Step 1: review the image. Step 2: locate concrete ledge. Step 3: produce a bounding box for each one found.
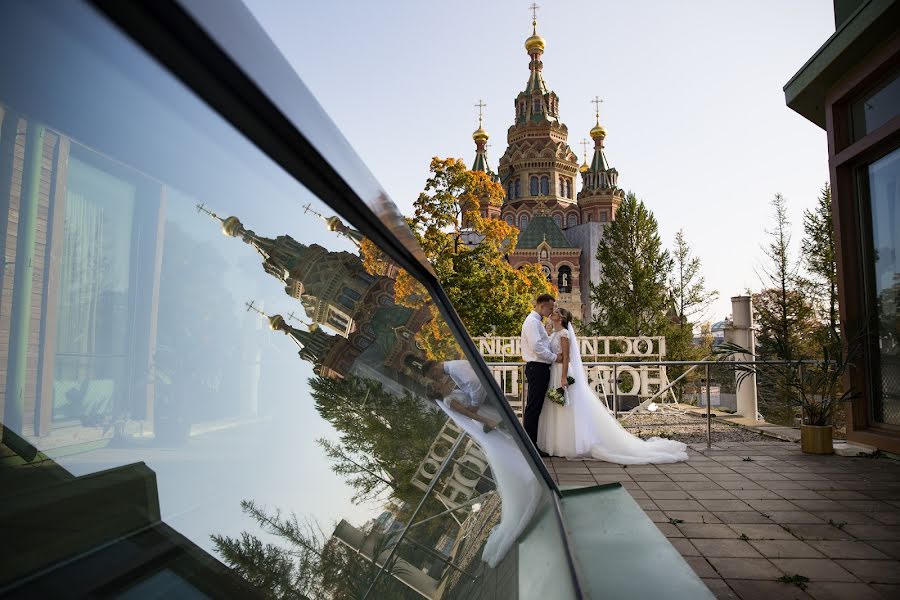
[833,441,878,456]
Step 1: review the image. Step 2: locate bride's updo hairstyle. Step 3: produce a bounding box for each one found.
[558,307,573,330]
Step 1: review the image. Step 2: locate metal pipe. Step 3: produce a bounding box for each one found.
[706,363,712,450]
[612,364,618,419]
[797,362,804,425]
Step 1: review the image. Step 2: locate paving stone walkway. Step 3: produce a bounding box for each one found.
[544,440,900,600]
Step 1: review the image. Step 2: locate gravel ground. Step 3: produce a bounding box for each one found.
[618,409,788,445]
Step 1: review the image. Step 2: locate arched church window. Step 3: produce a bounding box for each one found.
[519,100,525,117]
[519,214,529,229]
[540,176,549,195]
[514,178,521,198]
[541,264,552,281]
[567,214,577,227]
[540,248,548,260]
[553,214,562,228]
[566,179,573,198]
[600,211,608,223]
[558,266,572,293]
[507,181,513,199]
[505,215,514,226]
[533,97,541,113]
[530,176,538,196]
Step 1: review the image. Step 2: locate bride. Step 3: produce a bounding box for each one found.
[537,307,689,464]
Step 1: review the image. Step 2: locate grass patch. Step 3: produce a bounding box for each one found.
[777,574,810,590]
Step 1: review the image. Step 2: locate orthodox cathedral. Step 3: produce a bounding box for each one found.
[467,12,625,321]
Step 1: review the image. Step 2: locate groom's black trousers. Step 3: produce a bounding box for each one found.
[523,361,551,447]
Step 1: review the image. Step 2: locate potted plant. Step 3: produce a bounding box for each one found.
[715,329,861,455]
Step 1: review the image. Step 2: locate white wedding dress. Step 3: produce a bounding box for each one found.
[538,325,689,464]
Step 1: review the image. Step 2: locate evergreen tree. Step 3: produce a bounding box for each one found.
[668,228,718,331]
[310,374,447,505]
[754,194,818,361]
[212,500,419,600]
[589,193,672,337]
[802,183,838,337]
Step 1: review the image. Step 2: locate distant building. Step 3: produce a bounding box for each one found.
[462,16,629,321]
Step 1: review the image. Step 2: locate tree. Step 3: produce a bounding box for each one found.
[802,183,838,337]
[669,229,718,330]
[363,158,552,359]
[310,374,447,506]
[755,194,818,361]
[212,500,419,600]
[589,193,672,337]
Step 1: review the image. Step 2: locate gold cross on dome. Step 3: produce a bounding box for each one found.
[474,99,486,127]
[580,138,590,159]
[529,3,540,23]
[245,300,265,316]
[592,96,604,121]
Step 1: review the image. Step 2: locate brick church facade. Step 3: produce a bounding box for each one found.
[466,15,626,322]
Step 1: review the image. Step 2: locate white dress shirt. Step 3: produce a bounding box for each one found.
[521,310,557,364]
[442,360,486,407]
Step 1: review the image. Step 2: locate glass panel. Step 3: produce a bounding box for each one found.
[868,147,900,425]
[0,2,550,598]
[851,68,900,141]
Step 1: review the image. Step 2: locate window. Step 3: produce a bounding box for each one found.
[519,214,529,229]
[0,3,554,597]
[514,178,521,198]
[533,97,541,114]
[507,181,513,199]
[851,68,900,141]
[540,176,549,195]
[601,210,608,223]
[505,214,514,226]
[530,176,538,196]
[587,213,594,222]
[558,266,572,293]
[865,148,900,425]
[553,214,562,228]
[567,214,578,227]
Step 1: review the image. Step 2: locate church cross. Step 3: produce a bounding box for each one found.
[286,310,313,328]
[245,300,265,317]
[580,138,590,159]
[592,96,604,121]
[302,202,327,223]
[529,3,540,23]
[474,99,486,127]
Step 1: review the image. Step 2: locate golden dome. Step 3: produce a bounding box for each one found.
[268,314,288,331]
[590,123,607,140]
[580,161,590,173]
[525,19,545,53]
[326,215,342,232]
[525,33,545,54]
[472,126,489,142]
[221,216,243,237]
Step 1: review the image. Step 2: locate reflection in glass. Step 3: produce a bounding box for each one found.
[868,148,900,425]
[0,2,551,597]
[851,69,900,140]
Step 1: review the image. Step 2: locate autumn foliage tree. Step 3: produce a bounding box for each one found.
[364,157,552,359]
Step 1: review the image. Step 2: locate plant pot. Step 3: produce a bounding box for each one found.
[800,424,833,454]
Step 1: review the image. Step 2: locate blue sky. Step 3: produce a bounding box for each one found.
[244,0,835,323]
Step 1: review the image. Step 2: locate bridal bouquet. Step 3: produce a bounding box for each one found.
[547,376,576,406]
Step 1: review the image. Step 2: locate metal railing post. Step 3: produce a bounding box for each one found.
[706,363,712,450]
[613,364,618,419]
[797,362,804,426]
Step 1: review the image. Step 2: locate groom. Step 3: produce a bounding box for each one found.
[521,293,562,456]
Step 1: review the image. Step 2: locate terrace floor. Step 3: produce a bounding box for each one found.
[544,440,900,600]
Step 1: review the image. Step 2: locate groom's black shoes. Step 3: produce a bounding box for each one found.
[538,450,551,458]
